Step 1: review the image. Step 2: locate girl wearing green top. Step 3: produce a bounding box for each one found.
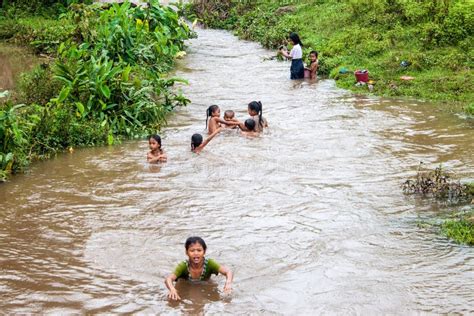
[165,237,233,301]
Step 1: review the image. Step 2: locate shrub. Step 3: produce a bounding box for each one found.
[18,63,62,105]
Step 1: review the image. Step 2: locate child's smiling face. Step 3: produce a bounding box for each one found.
[310,53,317,62]
[186,242,205,264]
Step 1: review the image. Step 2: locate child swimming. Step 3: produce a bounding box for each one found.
[206,105,239,134]
[191,127,222,154]
[165,236,233,300]
[305,50,318,80]
[240,118,259,137]
[247,101,268,132]
[147,134,167,163]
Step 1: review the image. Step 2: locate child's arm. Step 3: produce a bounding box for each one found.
[147,152,167,163]
[310,61,318,79]
[197,127,222,153]
[165,274,181,300]
[147,152,154,162]
[214,117,240,127]
[218,265,233,294]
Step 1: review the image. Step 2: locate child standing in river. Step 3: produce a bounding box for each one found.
[165,236,233,300]
[305,50,318,80]
[147,134,167,163]
[279,32,305,80]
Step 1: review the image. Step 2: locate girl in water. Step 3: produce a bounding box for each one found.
[191,127,222,154]
[279,32,304,80]
[206,105,239,134]
[147,134,167,163]
[165,236,233,300]
[246,101,268,132]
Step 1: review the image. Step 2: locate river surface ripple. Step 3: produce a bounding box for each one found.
[1,28,473,314]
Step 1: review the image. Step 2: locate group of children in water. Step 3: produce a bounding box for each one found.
[153,32,318,301]
[147,100,268,161]
[148,102,266,299]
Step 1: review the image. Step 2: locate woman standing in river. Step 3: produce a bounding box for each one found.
[279,32,304,80]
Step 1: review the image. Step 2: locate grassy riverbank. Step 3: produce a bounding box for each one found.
[188,0,473,115]
[0,1,192,181]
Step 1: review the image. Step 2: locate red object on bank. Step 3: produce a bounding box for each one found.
[354,70,369,82]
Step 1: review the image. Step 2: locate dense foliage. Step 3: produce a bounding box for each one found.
[0,1,192,181]
[189,0,473,113]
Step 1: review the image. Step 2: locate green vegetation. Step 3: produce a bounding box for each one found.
[0,1,192,181]
[441,208,474,245]
[403,164,474,246]
[189,0,473,114]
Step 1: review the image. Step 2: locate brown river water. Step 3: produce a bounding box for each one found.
[1,27,473,314]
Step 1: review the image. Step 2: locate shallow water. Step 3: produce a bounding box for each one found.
[1,28,473,314]
[0,43,42,92]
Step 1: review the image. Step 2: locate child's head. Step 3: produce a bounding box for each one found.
[223,110,235,121]
[148,134,162,151]
[247,101,261,116]
[289,32,302,46]
[185,236,207,252]
[191,133,203,150]
[244,118,256,131]
[309,50,318,62]
[206,105,220,129]
[185,237,207,260]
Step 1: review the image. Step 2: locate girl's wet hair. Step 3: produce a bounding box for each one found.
[310,50,318,58]
[149,134,162,148]
[244,118,256,131]
[185,236,207,251]
[205,105,220,129]
[248,101,264,128]
[191,133,203,150]
[289,32,303,46]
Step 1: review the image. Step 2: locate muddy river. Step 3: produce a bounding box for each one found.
[0,27,473,314]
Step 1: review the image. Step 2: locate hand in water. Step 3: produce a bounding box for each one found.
[168,289,181,301]
[223,283,232,295]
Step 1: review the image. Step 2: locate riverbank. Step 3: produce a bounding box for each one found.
[0,1,192,181]
[187,0,473,115]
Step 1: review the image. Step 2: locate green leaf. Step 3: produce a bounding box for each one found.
[58,86,71,103]
[107,133,114,145]
[122,65,132,81]
[75,102,85,115]
[99,84,111,99]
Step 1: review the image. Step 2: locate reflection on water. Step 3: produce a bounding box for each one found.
[0,27,473,314]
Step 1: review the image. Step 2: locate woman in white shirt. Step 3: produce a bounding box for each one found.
[280,32,305,80]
